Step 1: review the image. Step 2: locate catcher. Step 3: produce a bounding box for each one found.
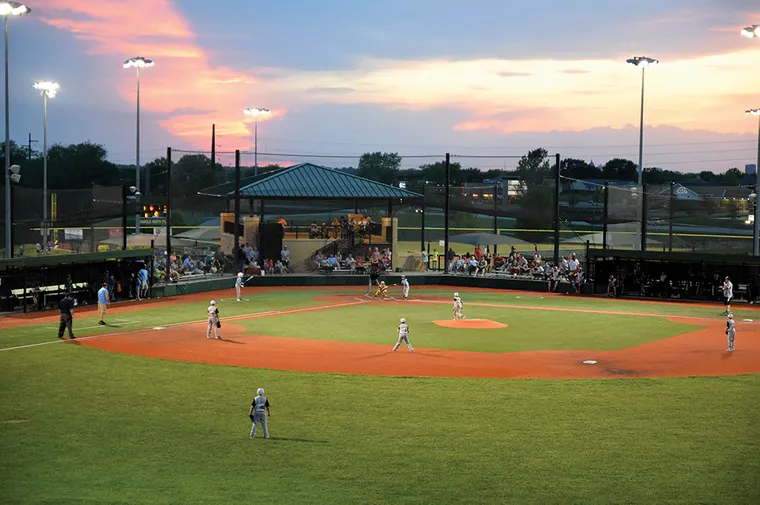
[374,281,389,298]
[207,300,222,339]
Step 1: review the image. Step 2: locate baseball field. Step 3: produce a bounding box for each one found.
[1,286,759,504]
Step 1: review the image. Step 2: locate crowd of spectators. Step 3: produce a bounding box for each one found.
[312,246,392,274]
[308,215,376,240]
[445,246,587,294]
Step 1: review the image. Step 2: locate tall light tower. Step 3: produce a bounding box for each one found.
[1,1,31,259]
[123,56,154,234]
[626,56,659,251]
[243,107,270,176]
[741,25,759,38]
[32,80,58,248]
[747,109,760,255]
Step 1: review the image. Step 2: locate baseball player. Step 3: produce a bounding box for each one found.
[235,272,244,301]
[399,275,410,300]
[725,313,736,352]
[249,387,271,439]
[366,267,381,295]
[374,281,388,298]
[207,300,222,339]
[722,276,733,315]
[452,292,466,320]
[393,318,414,352]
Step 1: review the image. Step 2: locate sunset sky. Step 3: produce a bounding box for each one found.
[4,0,760,172]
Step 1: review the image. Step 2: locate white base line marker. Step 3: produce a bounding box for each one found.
[0,300,368,353]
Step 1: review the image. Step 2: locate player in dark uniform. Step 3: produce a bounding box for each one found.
[57,293,76,340]
[366,266,381,296]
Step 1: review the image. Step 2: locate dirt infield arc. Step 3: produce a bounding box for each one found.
[74,290,760,379]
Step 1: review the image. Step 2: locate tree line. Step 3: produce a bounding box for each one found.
[1,141,747,200]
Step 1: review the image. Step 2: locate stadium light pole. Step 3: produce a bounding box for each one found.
[243,107,271,176]
[741,25,759,38]
[2,1,30,259]
[748,109,760,255]
[123,56,154,234]
[32,81,58,248]
[626,56,658,251]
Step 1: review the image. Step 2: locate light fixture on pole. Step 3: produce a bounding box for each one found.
[243,107,271,176]
[32,80,58,249]
[2,1,31,259]
[123,56,154,234]
[741,25,759,38]
[626,56,658,251]
[747,109,760,255]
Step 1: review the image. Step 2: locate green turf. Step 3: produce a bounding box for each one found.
[1,345,758,504]
[241,304,699,352]
[0,290,331,349]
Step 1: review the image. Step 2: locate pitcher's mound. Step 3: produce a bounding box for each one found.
[433,319,507,329]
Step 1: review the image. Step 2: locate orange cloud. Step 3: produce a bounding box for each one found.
[40,0,279,151]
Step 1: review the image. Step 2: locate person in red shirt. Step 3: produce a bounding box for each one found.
[474,246,483,261]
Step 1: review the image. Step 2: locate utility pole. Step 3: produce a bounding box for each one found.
[27,132,37,160]
[211,123,215,170]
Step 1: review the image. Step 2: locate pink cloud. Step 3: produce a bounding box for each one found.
[40,0,280,151]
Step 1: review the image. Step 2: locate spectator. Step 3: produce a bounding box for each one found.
[345,254,356,272]
[138,264,149,298]
[432,249,439,271]
[567,255,577,275]
[321,222,329,239]
[607,275,618,297]
[354,256,365,274]
[340,216,348,239]
[477,257,488,276]
[309,222,319,239]
[421,250,429,271]
[467,256,479,276]
[548,264,560,292]
[281,246,290,269]
[332,218,340,239]
[572,268,585,295]
[474,245,483,261]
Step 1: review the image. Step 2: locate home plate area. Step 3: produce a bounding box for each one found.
[433,319,508,329]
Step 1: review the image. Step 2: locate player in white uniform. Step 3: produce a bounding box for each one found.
[452,292,466,320]
[235,272,244,301]
[393,318,414,352]
[722,276,733,315]
[725,313,735,351]
[400,275,410,300]
[207,300,221,339]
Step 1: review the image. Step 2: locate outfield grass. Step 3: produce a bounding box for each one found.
[0,344,758,504]
[1,289,759,504]
[242,304,698,352]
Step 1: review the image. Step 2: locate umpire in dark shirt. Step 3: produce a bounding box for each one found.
[57,293,76,340]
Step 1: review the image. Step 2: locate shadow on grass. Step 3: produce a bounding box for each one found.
[266,437,328,444]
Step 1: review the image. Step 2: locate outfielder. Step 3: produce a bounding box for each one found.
[393,318,414,352]
[725,313,735,352]
[249,388,271,439]
[235,272,244,301]
[400,275,410,300]
[452,292,466,320]
[207,300,222,339]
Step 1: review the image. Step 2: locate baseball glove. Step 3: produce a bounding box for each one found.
[217,321,222,329]
[249,413,255,422]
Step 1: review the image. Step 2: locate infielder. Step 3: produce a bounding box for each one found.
[722,276,733,315]
[725,313,735,352]
[393,318,414,352]
[249,387,271,439]
[452,292,466,320]
[207,300,222,339]
[235,272,244,301]
[400,275,410,300]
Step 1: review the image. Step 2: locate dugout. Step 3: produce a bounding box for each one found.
[589,249,760,302]
[0,249,154,313]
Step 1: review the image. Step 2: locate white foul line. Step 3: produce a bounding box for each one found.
[0,300,368,353]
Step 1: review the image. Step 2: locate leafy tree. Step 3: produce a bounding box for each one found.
[603,158,638,181]
[515,148,554,229]
[560,158,601,180]
[722,167,742,186]
[143,157,168,193]
[419,161,463,185]
[461,167,484,183]
[17,142,119,189]
[172,154,217,198]
[357,152,402,185]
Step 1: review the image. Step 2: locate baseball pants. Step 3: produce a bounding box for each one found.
[393,335,414,352]
[207,320,220,338]
[250,411,269,438]
[727,330,735,351]
[58,314,74,338]
[402,287,409,298]
[236,285,242,300]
